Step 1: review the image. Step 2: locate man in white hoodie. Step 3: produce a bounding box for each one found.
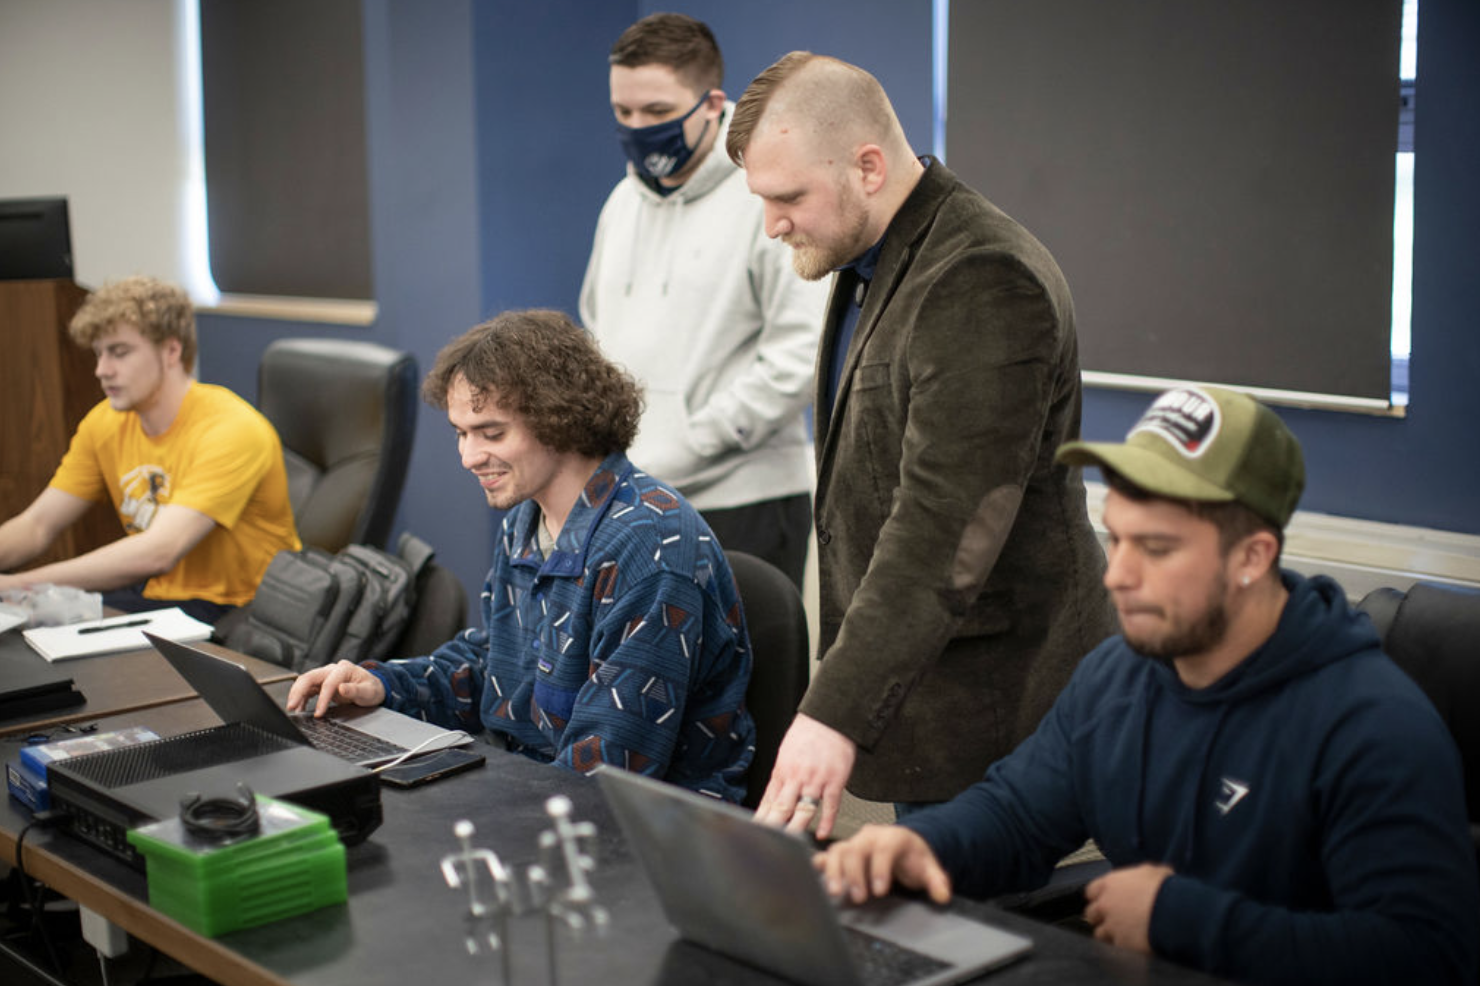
[580,13,827,589]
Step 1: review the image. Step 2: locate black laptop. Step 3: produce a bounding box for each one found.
[597,767,1033,986]
[147,633,472,768]
[0,645,85,721]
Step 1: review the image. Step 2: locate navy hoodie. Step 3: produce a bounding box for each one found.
[905,572,1478,985]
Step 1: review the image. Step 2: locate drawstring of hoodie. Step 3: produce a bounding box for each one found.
[658,197,679,296]
[1133,690,1153,857]
[1179,703,1233,871]
[623,187,685,298]
[1133,677,1234,871]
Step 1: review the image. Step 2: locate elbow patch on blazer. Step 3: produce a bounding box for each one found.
[949,484,1023,599]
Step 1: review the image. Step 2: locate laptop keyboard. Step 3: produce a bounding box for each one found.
[291,713,405,763]
[843,926,952,986]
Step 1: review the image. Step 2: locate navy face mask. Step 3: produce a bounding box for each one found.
[615,92,712,181]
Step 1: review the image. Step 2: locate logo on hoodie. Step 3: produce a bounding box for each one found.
[1215,777,1250,815]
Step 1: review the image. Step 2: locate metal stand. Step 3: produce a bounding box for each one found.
[535,795,609,986]
[439,819,513,982]
[439,796,606,986]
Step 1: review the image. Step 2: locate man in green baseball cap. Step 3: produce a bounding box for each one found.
[811,386,1477,985]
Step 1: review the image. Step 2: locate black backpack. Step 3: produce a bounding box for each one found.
[225,534,433,672]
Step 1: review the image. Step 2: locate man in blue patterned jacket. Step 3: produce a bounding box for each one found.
[287,310,754,802]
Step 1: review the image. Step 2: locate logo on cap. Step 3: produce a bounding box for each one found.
[1130,388,1220,459]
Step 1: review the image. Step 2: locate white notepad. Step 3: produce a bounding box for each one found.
[0,609,26,635]
[23,608,214,662]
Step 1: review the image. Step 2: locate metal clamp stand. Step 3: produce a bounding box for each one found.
[536,795,609,986]
[440,819,514,982]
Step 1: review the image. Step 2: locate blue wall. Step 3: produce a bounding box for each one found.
[198,0,489,603]
[196,0,1479,614]
[472,0,933,319]
[648,0,935,153]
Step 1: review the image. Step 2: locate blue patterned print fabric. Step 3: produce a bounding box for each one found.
[368,453,755,802]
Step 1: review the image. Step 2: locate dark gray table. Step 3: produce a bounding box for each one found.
[2,688,1231,986]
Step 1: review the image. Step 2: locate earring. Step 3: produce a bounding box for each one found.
[1241,575,1251,587]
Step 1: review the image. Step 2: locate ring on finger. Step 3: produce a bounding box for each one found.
[797,795,821,811]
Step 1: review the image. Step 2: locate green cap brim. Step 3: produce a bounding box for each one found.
[1057,441,1238,504]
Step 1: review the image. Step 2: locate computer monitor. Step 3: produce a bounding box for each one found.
[0,196,73,281]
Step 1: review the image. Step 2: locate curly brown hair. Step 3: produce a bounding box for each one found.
[67,276,197,372]
[422,310,643,459]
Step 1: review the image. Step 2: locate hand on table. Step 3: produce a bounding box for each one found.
[1083,862,1173,954]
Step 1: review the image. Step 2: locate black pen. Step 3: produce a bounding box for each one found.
[77,617,152,635]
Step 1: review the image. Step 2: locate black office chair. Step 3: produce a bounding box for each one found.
[727,550,810,809]
[386,531,469,659]
[1358,581,1480,849]
[259,338,417,552]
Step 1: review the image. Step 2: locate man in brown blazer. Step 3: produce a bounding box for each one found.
[727,53,1116,836]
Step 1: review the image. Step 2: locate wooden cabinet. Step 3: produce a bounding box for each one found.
[1,279,117,567]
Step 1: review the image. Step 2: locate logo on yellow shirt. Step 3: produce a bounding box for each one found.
[119,464,171,533]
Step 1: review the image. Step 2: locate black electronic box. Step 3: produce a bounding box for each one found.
[46,722,381,869]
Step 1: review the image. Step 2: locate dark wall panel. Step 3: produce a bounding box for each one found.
[949,0,1402,401]
[201,0,372,299]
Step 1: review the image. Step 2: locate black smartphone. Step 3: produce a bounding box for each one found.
[377,747,487,788]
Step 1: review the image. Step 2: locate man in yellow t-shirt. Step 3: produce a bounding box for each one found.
[0,276,299,624]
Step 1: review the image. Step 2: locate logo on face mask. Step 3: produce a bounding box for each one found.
[615,92,711,182]
[642,152,681,178]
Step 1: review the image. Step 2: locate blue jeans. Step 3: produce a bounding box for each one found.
[700,493,812,592]
[102,584,236,626]
[892,801,942,822]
